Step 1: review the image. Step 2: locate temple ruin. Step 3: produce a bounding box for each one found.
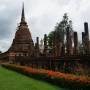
[1,4,90,74]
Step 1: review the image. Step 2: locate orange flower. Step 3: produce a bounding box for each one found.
[2,63,90,84]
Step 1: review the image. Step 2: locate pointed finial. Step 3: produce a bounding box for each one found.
[21,2,25,22]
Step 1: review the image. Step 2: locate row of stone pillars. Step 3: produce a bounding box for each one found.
[45,22,90,56]
[66,22,90,55]
[34,34,48,57]
[34,22,90,57]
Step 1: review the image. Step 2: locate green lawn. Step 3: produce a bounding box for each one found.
[0,66,66,90]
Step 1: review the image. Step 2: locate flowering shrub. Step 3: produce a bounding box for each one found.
[2,64,90,89]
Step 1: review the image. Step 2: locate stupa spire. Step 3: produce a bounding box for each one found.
[21,3,25,22]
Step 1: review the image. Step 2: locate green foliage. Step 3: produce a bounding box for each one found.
[48,31,55,47]
[0,51,2,54]
[48,13,73,47]
[0,52,8,60]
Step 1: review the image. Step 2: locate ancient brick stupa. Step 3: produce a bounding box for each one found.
[8,4,34,62]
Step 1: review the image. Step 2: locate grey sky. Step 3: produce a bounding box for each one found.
[0,0,90,52]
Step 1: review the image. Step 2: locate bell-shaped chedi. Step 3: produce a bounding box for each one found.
[8,4,34,60]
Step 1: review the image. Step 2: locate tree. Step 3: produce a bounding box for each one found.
[0,51,2,54]
[48,13,73,48]
[55,13,68,42]
[48,31,55,47]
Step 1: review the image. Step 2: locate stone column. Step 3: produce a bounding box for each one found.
[73,32,78,55]
[82,32,85,54]
[43,34,48,56]
[84,22,90,54]
[57,42,62,57]
[84,22,89,38]
[36,37,39,51]
[61,43,65,56]
[66,26,73,55]
[34,37,40,57]
[82,32,85,43]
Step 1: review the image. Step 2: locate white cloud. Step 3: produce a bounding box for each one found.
[0,0,90,52]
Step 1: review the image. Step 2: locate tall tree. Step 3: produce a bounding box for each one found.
[48,31,55,47]
[48,13,73,48]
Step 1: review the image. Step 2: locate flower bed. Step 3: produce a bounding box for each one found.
[2,64,90,90]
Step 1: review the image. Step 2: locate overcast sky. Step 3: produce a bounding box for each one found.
[0,0,90,52]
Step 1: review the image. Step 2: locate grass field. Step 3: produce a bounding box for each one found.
[0,66,66,90]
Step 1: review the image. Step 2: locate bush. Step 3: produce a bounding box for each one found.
[2,64,90,90]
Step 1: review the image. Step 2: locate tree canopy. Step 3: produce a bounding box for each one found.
[48,13,73,47]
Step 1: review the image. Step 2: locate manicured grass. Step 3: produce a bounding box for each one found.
[0,66,66,90]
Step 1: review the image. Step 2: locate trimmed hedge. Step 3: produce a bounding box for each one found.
[2,64,90,90]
